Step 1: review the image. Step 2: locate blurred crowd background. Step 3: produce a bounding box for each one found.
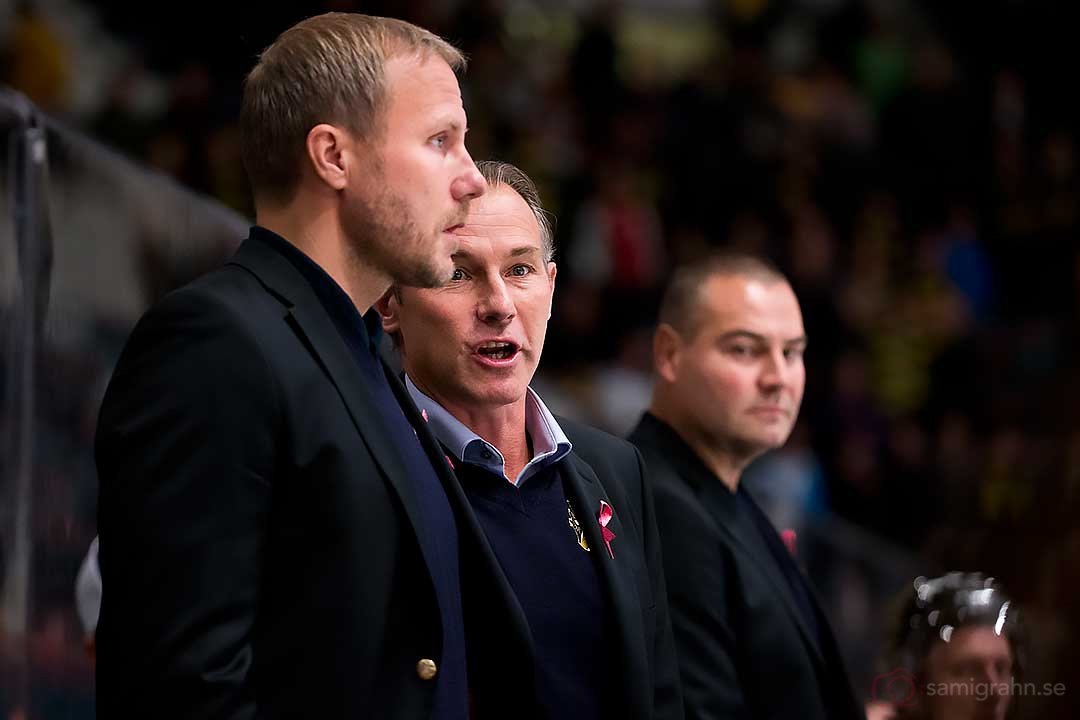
[1,0,1078,717]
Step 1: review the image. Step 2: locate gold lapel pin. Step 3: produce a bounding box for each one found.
[566,500,590,552]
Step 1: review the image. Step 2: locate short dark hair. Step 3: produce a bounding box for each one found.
[657,251,788,338]
[240,13,465,206]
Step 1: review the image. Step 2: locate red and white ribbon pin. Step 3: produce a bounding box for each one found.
[598,500,616,559]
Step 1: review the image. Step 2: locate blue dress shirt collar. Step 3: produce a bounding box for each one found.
[405,375,572,486]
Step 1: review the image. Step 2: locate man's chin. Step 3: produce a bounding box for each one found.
[470,382,528,409]
[735,430,792,454]
[761,432,794,450]
[752,421,795,446]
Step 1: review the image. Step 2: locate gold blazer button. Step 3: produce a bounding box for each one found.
[416,658,437,680]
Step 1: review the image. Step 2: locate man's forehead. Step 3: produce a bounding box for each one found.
[454,186,542,250]
[940,626,1013,654]
[384,53,464,117]
[386,51,458,85]
[698,275,802,326]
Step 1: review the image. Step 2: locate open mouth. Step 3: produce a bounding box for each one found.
[475,340,519,361]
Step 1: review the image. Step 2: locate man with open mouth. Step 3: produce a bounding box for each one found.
[377,160,682,720]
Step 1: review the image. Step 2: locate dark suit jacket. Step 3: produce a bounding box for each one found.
[549,417,683,720]
[95,236,536,719]
[628,413,864,720]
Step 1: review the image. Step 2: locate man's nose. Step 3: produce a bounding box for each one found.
[451,149,485,202]
[477,277,514,324]
[758,349,786,391]
[983,664,1011,692]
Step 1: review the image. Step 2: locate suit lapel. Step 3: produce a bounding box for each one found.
[387,366,536,652]
[230,236,543,716]
[634,415,858,715]
[634,415,829,667]
[701,481,827,666]
[388,369,541,716]
[227,239,441,580]
[561,453,650,720]
[707,485,861,716]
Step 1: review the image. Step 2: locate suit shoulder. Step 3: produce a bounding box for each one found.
[121,262,287,362]
[629,442,688,494]
[556,415,640,465]
[157,261,279,317]
[557,414,630,453]
[104,265,284,413]
[627,444,715,533]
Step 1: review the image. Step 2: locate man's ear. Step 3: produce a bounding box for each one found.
[653,323,683,384]
[546,262,557,319]
[374,287,401,335]
[306,124,351,191]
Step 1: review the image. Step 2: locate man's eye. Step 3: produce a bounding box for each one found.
[509,264,533,277]
[728,345,753,357]
[784,348,804,361]
[430,134,447,149]
[450,268,466,281]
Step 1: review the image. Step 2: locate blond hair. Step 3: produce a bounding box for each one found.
[240,13,465,205]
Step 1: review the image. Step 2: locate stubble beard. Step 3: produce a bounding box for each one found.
[342,182,460,290]
[705,411,794,467]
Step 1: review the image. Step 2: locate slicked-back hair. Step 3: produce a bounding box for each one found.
[475,160,555,262]
[240,13,465,206]
[658,251,789,339]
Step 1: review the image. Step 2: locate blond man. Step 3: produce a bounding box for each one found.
[96,14,490,718]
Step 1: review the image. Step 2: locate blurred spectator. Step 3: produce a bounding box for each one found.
[870,572,1022,720]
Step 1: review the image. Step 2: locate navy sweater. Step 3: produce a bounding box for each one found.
[455,459,613,720]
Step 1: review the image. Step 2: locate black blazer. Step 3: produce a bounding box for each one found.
[95,236,536,719]
[550,418,684,720]
[95,234,679,720]
[628,413,864,720]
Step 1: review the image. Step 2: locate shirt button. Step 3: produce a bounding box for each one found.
[416,658,437,680]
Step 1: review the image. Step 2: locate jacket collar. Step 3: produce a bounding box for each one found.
[227,233,446,595]
[632,412,829,663]
[405,375,572,486]
[229,232,543,714]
